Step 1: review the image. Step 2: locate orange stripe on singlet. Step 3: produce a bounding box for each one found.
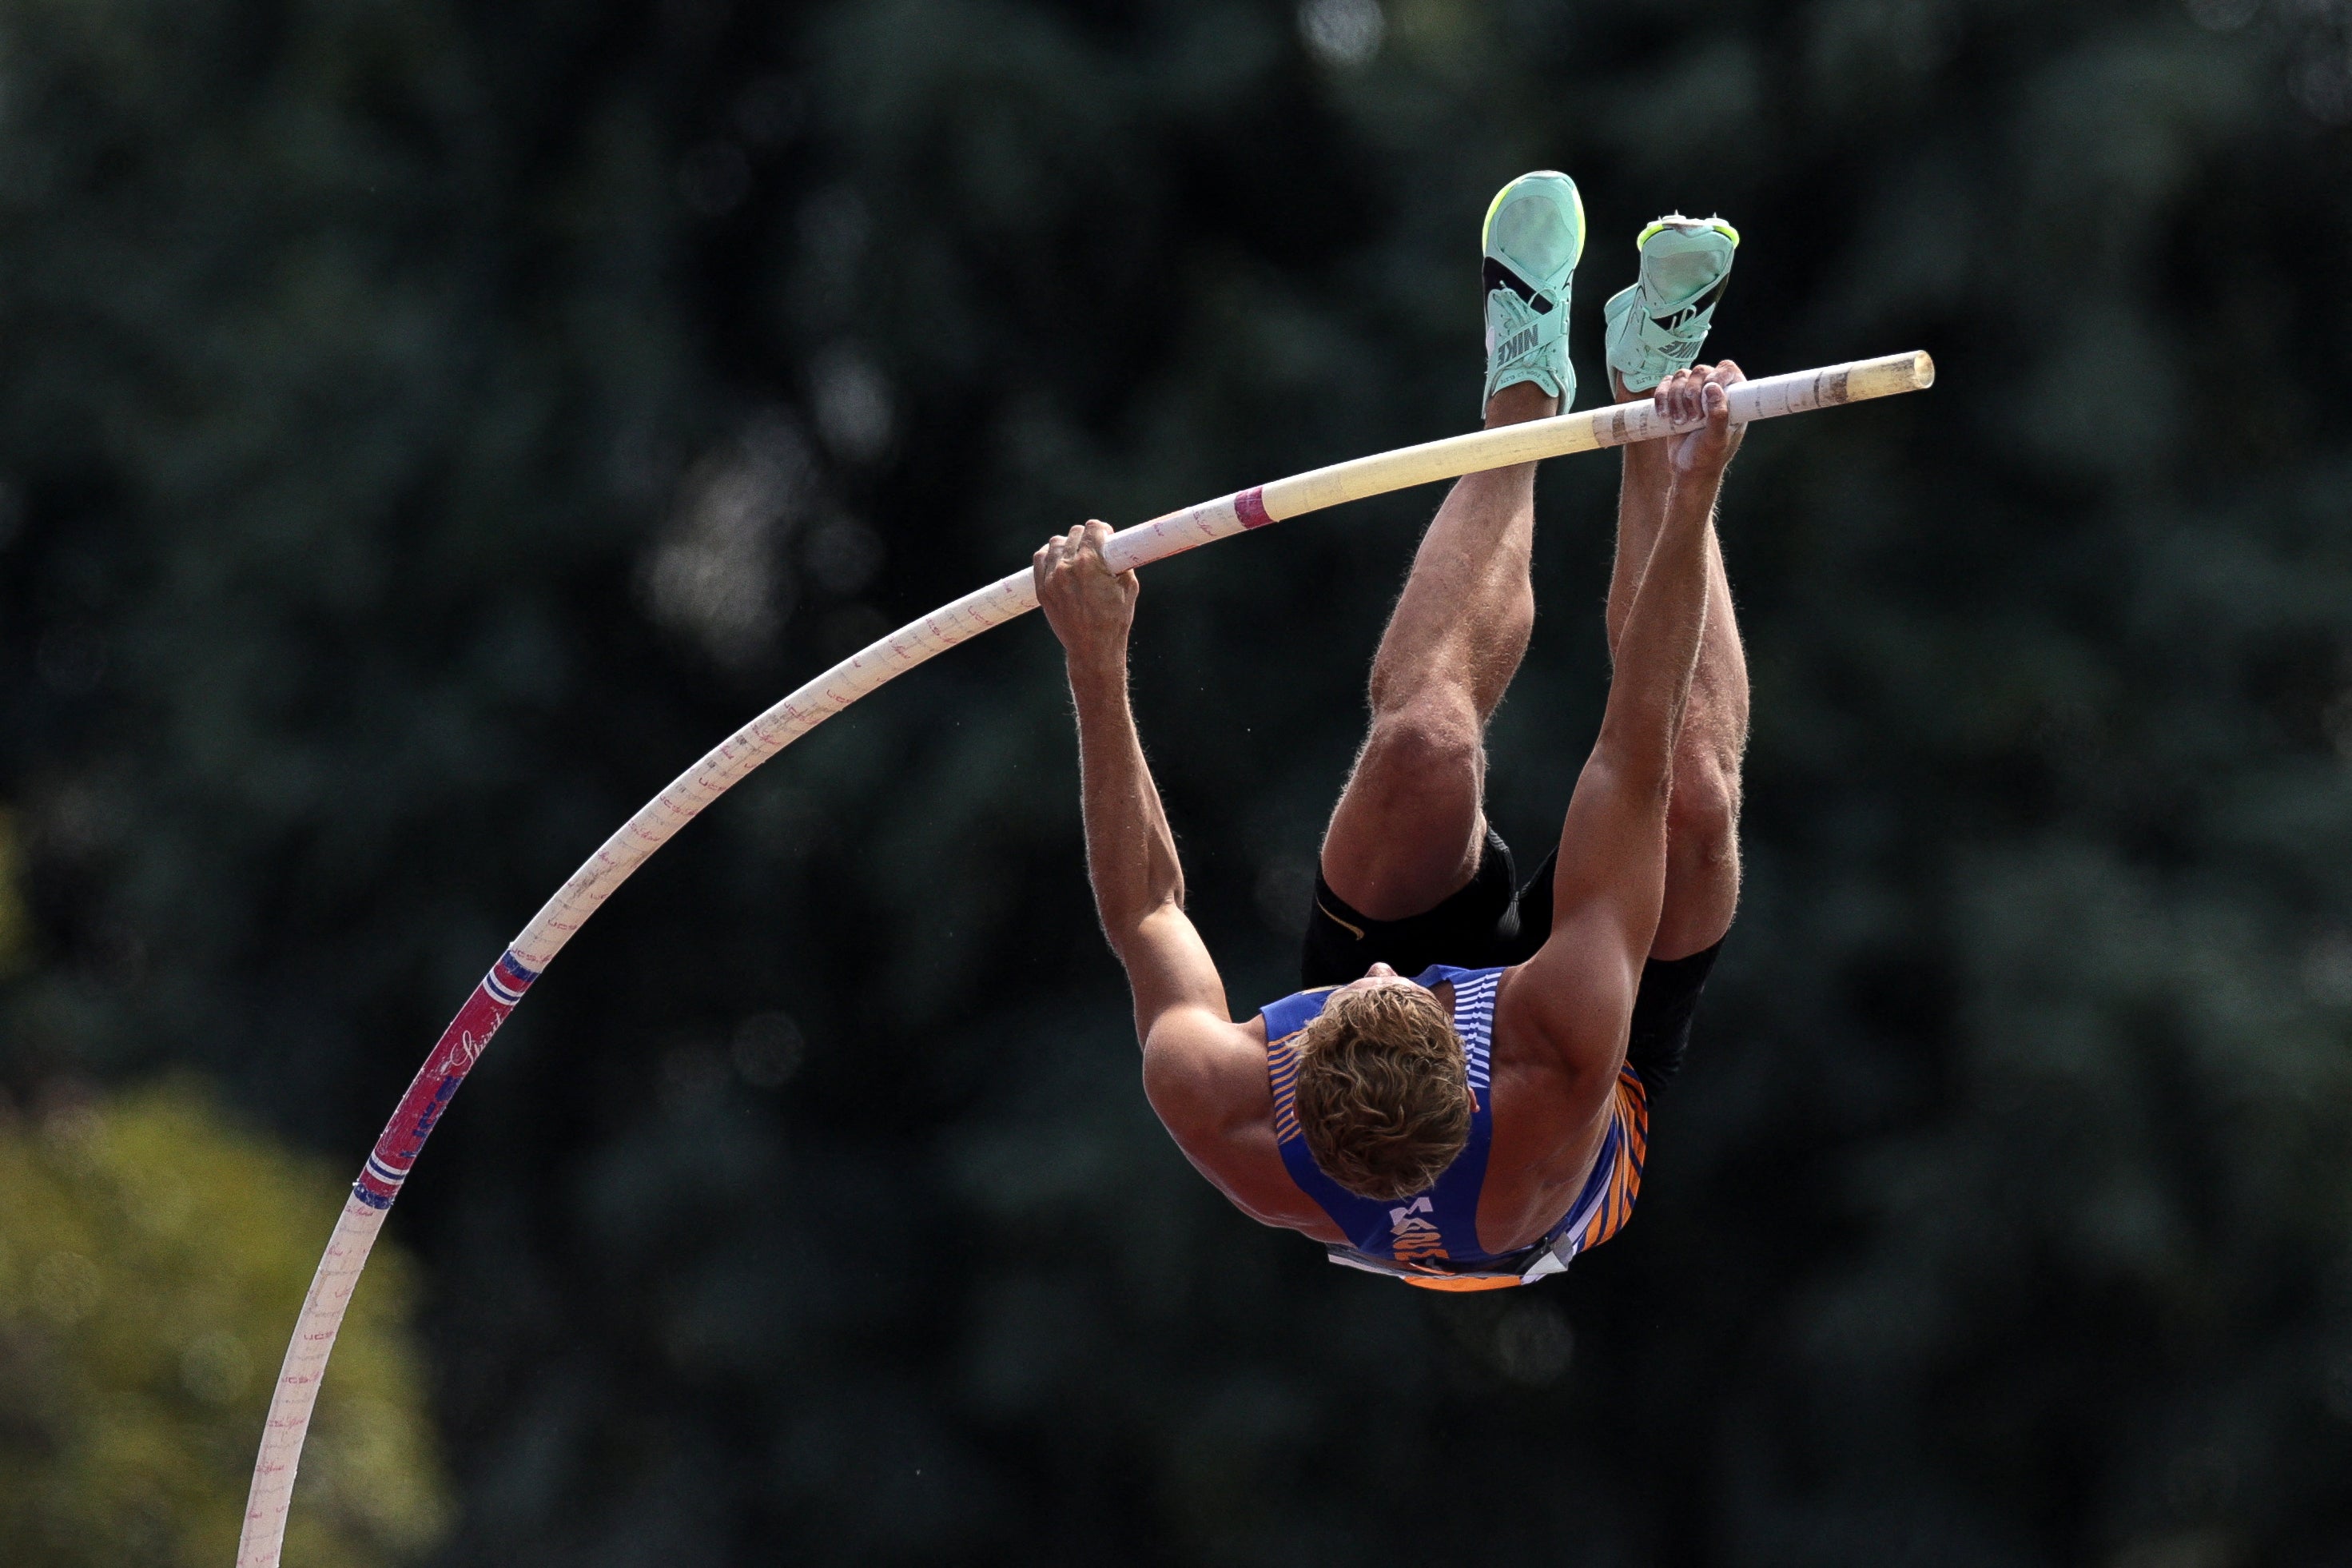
[1268,1032,1304,1144]
[1578,1065,1651,1254]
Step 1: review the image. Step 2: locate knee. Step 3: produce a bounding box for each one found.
[1363,694,1484,780]
[1668,760,1741,862]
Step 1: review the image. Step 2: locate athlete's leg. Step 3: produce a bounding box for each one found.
[1319,381,1554,920]
[1597,217,1745,959]
[1605,368,1748,960]
[1322,171,1582,923]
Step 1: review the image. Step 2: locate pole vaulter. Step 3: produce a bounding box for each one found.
[236,340,1928,1566]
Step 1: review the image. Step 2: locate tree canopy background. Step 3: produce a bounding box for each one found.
[0,1080,447,1568]
[2,0,2350,1562]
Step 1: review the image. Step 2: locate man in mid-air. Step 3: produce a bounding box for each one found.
[1033,173,1746,1288]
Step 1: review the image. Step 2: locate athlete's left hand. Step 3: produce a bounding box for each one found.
[1034,519,1140,664]
[1658,360,1747,477]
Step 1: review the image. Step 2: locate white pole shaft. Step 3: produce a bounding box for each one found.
[503,349,1932,969]
[237,348,1931,1566]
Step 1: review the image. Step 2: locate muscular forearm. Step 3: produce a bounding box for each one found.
[1037,519,1230,1039]
[1068,651,1187,946]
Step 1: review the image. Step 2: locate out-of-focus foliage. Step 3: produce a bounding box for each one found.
[0,0,2347,1562]
[0,1080,446,1567]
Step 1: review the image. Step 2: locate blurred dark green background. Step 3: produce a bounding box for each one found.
[2,0,2350,1562]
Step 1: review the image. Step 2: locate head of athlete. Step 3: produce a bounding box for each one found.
[1291,964,1473,1201]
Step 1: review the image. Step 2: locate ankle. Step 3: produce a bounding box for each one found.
[1482,380,1559,428]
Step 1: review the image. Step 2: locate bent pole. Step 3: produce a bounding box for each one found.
[236,348,1932,1566]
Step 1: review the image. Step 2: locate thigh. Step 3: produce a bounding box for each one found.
[1318,704,1488,922]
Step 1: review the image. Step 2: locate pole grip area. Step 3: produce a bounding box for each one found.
[1260,349,1934,523]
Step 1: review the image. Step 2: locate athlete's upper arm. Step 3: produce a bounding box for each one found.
[1514,748,1666,1045]
[1113,901,1232,1048]
[1131,941,1326,1234]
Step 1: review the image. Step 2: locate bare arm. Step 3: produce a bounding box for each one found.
[1036,524,1307,1225]
[1519,365,1746,1029]
[1033,521,1232,1043]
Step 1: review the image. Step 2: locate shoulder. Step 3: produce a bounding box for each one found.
[1140,1009,1313,1220]
[1140,1007,1273,1140]
[1140,1007,1343,1240]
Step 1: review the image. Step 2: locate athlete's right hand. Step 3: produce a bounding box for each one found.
[1033,519,1139,663]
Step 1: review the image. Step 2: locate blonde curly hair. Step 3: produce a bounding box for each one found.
[1292,982,1473,1201]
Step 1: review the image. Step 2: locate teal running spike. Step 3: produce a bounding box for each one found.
[1602,214,1739,395]
[1481,171,1586,410]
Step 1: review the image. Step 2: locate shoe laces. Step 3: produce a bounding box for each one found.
[1485,285,1546,355]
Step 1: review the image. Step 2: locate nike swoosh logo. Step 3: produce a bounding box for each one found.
[1315,899,1366,940]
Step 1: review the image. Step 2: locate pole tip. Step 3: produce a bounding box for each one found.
[1911,351,1936,389]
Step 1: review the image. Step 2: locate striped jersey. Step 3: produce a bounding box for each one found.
[1260,964,1650,1291]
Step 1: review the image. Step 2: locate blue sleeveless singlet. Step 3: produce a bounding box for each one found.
[1260,965,1651,1291]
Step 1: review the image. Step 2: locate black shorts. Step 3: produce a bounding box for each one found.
[1301,826,1718,1092]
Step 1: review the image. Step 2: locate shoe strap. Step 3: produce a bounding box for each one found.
[1482,257,1557,314]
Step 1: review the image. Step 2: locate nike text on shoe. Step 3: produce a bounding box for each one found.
[1602,214,1738,396]
[1482,171,1586,410]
